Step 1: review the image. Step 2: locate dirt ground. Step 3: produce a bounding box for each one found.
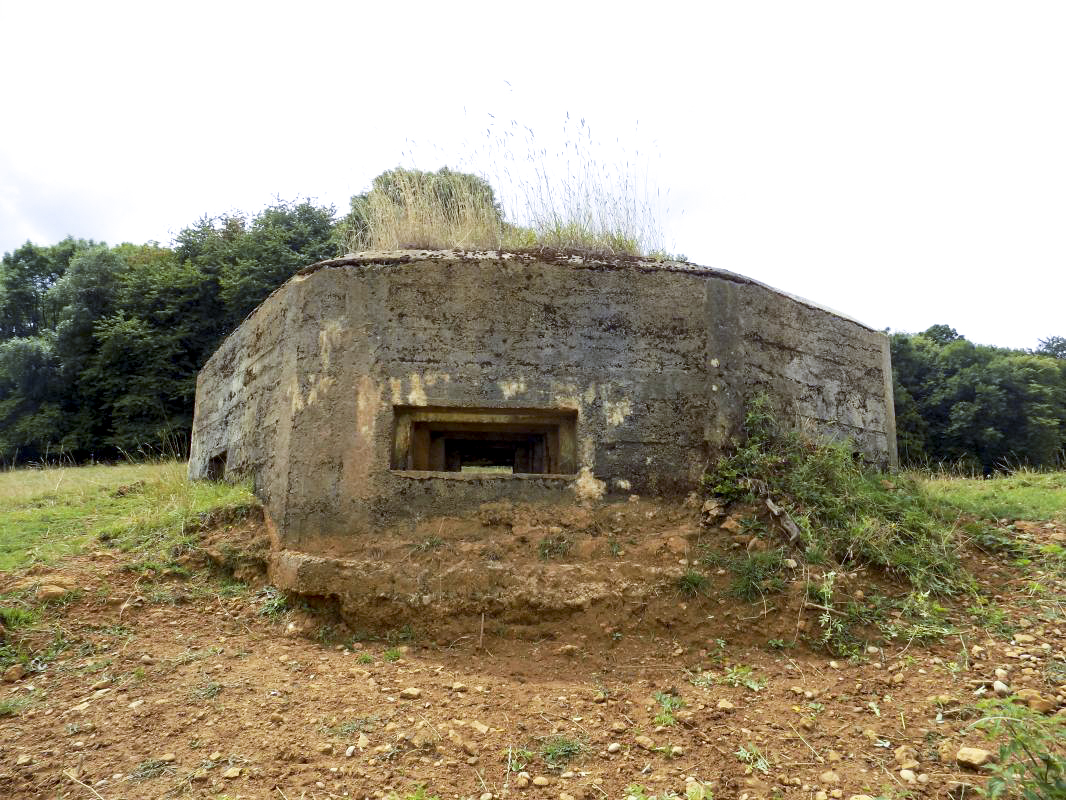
[1,505,1064,800]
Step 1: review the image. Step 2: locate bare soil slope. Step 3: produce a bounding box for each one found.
[1,508,1064,800]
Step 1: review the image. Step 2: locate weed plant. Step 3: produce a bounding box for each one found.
[653,691,684,725]
[971,699,1065,799]
[538,534,572,561]
[705,395,968,594]
[719,665,766,692]
[735,743,770,774]
[677,570,709,596]
[539,735,585,770]
[256,587,291,619]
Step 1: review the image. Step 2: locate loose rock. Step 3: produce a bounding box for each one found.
[957,746,995,769]
[36,585,68,601]
[894,744,920,770]
[1014,688,1057,713]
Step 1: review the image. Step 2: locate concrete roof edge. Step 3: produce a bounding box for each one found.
[200,249,882,378]
[298,249,883,335]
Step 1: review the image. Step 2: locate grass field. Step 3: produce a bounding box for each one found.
[920,468,1066,523]
[0,460,254,572]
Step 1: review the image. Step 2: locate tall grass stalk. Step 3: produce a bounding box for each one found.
[344,115,681,258]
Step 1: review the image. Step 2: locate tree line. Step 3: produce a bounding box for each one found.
[0,201,339,461]
[892,326,1065,470]
[1,177,1063,470]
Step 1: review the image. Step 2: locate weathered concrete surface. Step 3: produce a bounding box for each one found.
[188,250,896,553]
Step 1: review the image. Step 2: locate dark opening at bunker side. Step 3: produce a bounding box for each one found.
[391,406,578,475]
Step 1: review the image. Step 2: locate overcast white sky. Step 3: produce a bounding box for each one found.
[1,1,1063,350]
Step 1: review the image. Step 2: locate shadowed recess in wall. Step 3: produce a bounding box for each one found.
[391,406,578,475]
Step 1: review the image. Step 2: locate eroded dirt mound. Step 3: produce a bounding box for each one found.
[2,506,1065,799]
[245,498,831,649]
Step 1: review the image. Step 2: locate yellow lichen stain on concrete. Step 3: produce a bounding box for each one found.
[394,372,451,407]
[498,378,526,400]
[572,467,607,503]
[318,320,347,371]
[289,377,305,415]
[550,382,584,412]
[604,398,632,427]
[356,375,380,437]
[306,375,335,406]
[344,374,381,496]
[579,435,596,467]
[406,374,428,406]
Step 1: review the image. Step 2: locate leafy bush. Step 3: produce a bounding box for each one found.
[972,699,1065,800]
[705,394,967,594]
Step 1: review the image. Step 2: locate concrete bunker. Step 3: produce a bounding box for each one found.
[188,250,896,563]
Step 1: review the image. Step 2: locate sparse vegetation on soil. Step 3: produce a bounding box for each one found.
[0,453,1064,799]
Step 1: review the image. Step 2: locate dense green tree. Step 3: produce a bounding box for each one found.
[0,238,94,338]
[0,334,63,459]
[217,200,338,322]
[0,199,338,461]
[891,327,1066,470]
[1036,336,1066,359]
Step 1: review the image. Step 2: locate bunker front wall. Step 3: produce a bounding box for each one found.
[189,254,895,553]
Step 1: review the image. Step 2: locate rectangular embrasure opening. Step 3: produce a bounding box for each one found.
[392,406,577,475]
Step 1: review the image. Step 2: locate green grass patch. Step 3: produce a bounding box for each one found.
[538,534,572,561]
[729,550,787,601]
[0,696,30,717]
[921,469,1066,523]
[0,606,38,629]
[0,460,256,572]
[676,569,709,596]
